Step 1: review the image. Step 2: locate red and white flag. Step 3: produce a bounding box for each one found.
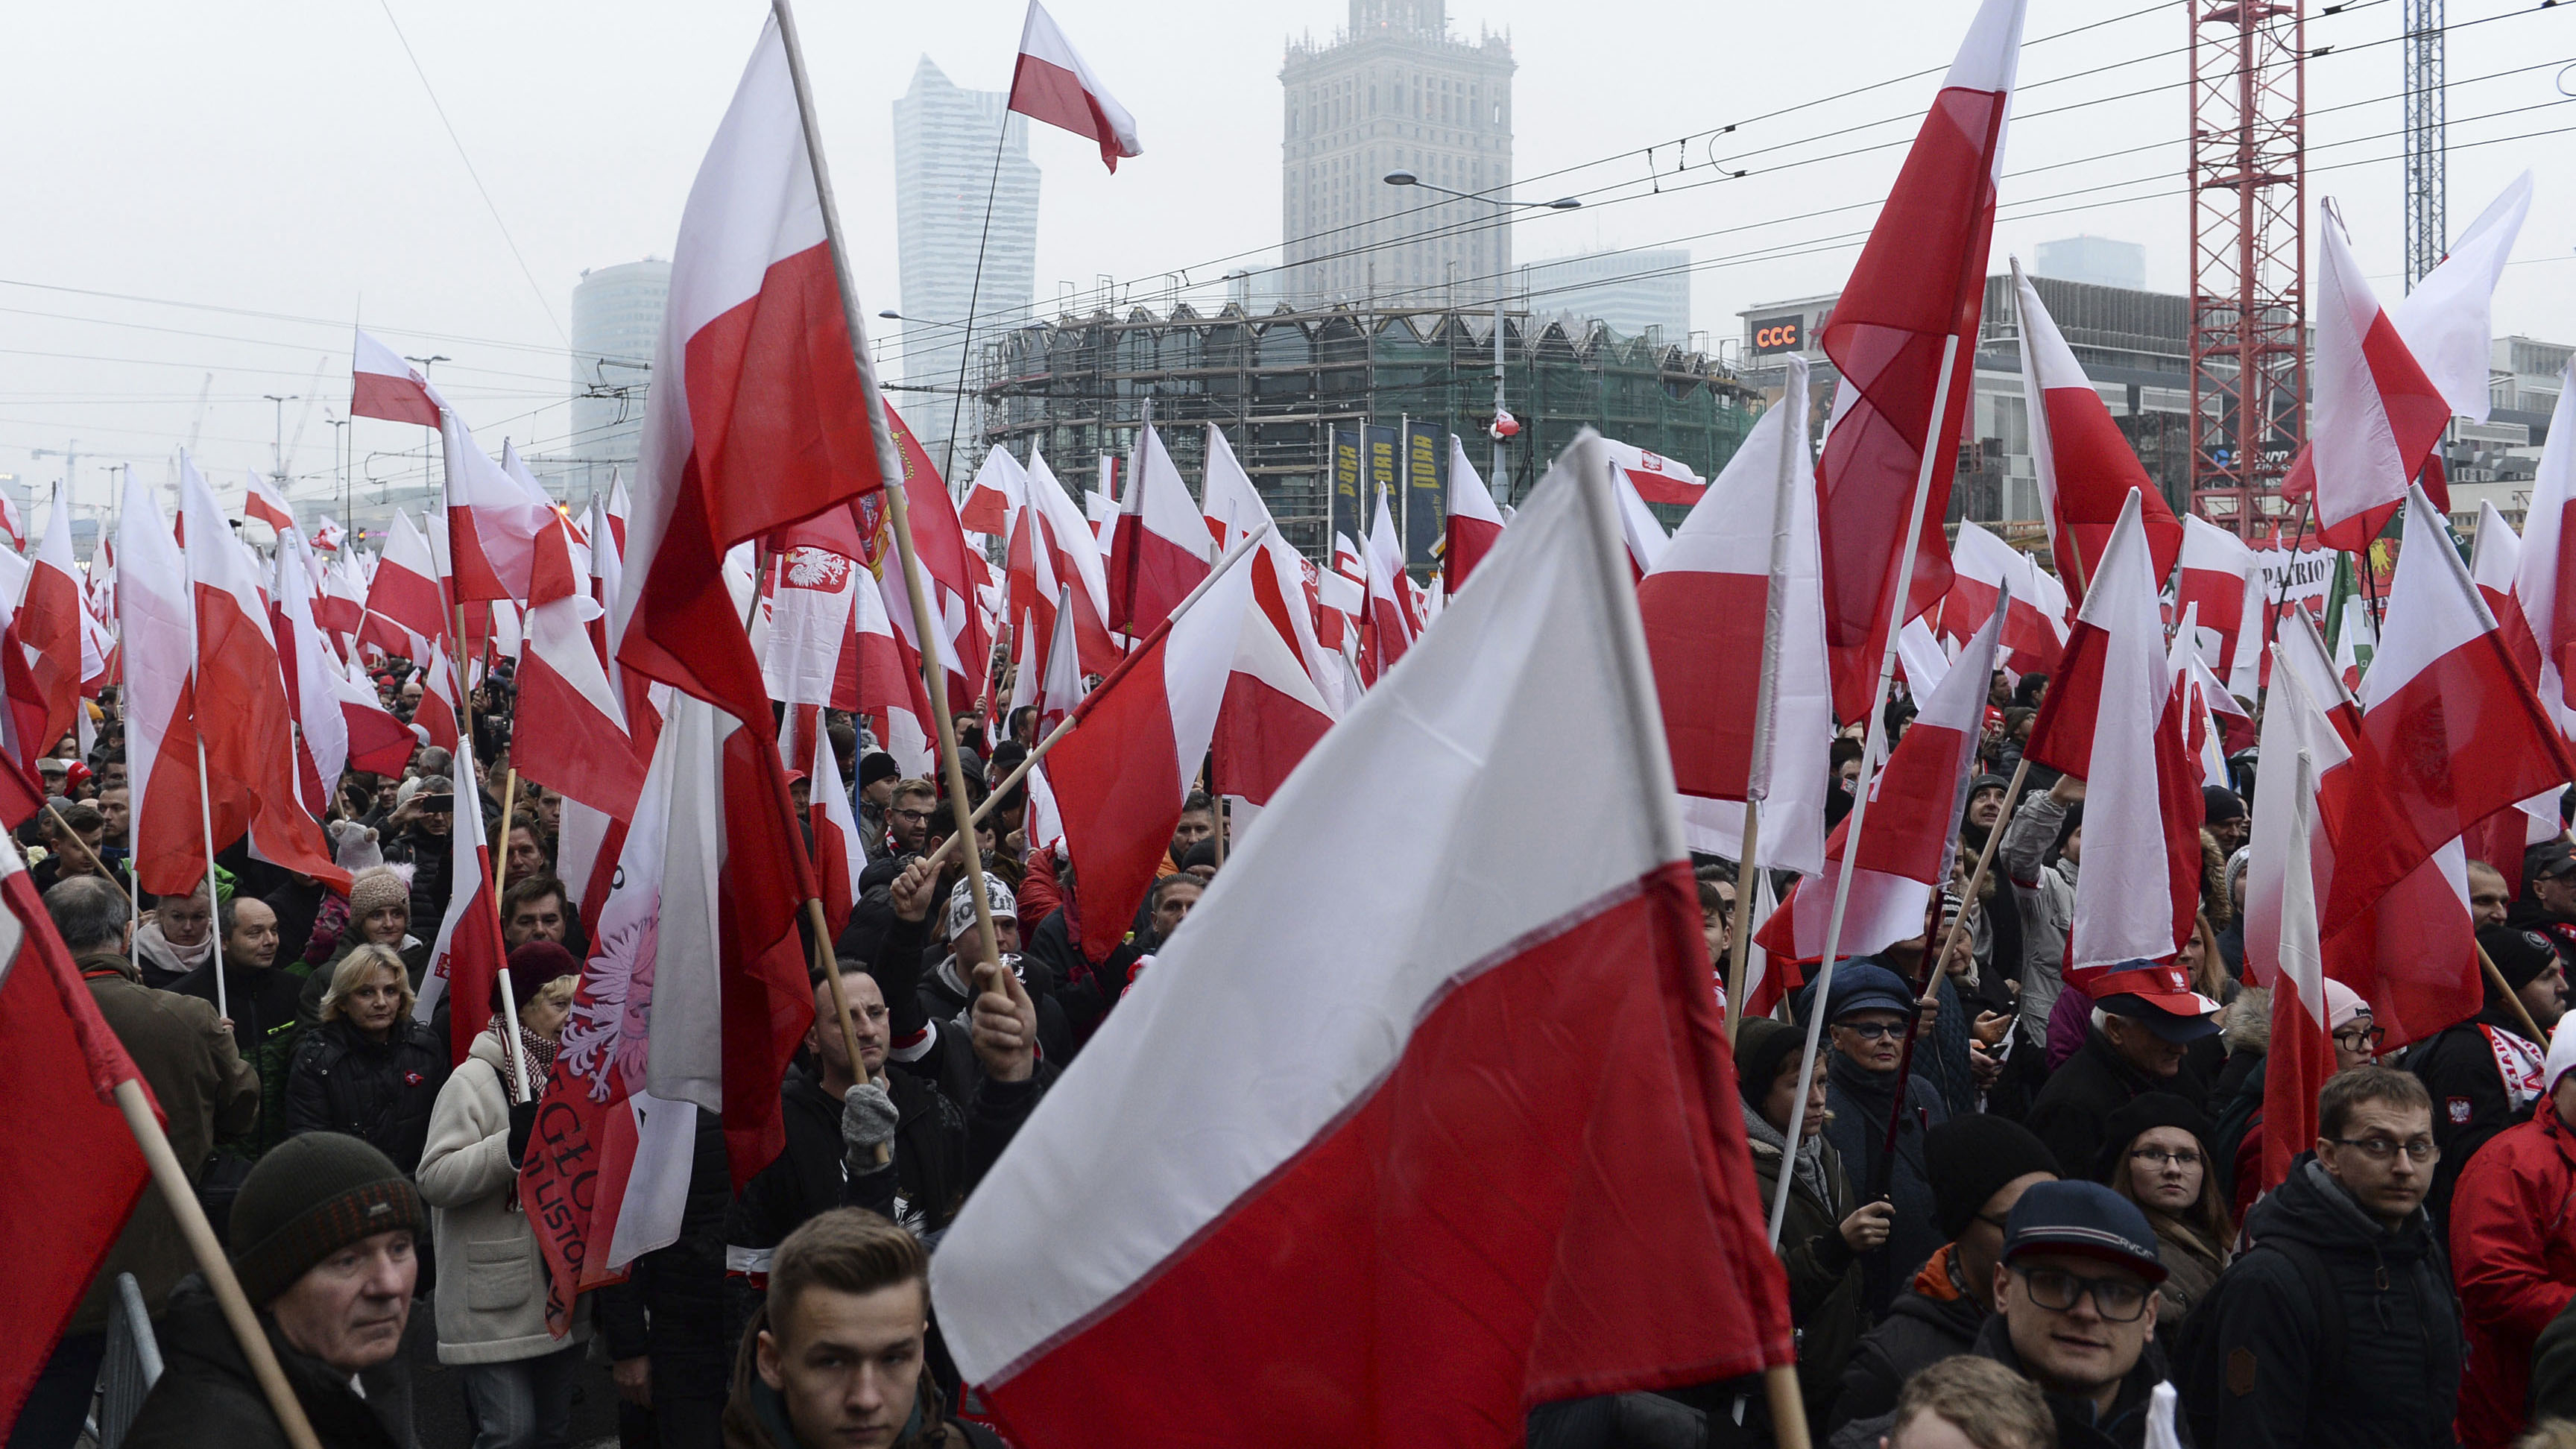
[1202,426,1339,710]
[760,547,863,717]
[118,468,206,894]
[362,510,449,653]
[517,587,647,824]
[21,487,85,760]
[1024,449,1120,675]
[445,420,571,607]
[1642,353,1831,877]
[2020,491,2203,993]
[414,716,508,1064]
[1941,521,2060,676]
[2280,206,2452,552]
[1814,0,2024,722]
[2012,260,2182,600]
[932,434,1793,1445]
[1754,599,2004,968]
[1357,490,1415,686]
[350,326,445,429]
[243,468,296,537]
[333,656,418,779]
[179,461,347,891]
[1108,423,1213,637]
[2176,515,2264,700]
[312,515,347,555]
[1211,564,1335,811]
[0,833,153,1429]
[1008,0,1141,172]
[1602,437,1708,508]
[2244,654,2344,1196]
[1611,468,1670,578]
[271,531,351,816]
[802,722,866,940]
[2510,367,2576,738]
[1048,543,1257,961]
[1443,434,1506,592]
[2393,171,2532,426]
[615,11,888,727]
[2321,484,2574,1046]
[2471,500,2526,651]
[0,493,22,552]
[960,445,1026,540]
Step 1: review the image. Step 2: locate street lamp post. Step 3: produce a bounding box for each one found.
[1382,171,1579,505]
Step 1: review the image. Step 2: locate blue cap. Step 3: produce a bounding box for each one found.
[1825,962,1916,1023]
[2002,1180,2167,1284]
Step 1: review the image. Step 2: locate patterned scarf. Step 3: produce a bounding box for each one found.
[487,1014,560,1097]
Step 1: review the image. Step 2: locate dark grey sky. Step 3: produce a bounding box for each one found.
[1,0,2566,526]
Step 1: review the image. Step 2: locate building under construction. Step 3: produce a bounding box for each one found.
[973,300,1758,559]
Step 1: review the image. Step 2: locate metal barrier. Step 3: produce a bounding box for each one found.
[90,1272,162,1449]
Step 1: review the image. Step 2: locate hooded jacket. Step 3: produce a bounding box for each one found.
[121,1275,411,1449]
[2207,1155,2462,1449]
[2406,1000,2546,1229]
[1829,1243,1989,1430]
[2452,1098,2576,1449]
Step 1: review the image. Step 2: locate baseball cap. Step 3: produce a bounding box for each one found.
[1825,962,1916,1023]
[2098,988,2222,1044]
[2002,1179,2167,1285]
[2528,837,2576,883]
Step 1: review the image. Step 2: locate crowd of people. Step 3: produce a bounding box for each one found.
[19,648,2576,1449]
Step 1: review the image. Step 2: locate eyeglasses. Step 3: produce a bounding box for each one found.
[2012,1266,2152,1322]
[1837,1020,1905,1041]
[891,808,935,824]
[2328,1135,2437,1164]
[2332,1025,2387,1051]
[2129,1147,2203,1170]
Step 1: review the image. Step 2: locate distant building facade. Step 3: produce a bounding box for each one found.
[893,56,1039,473]
[2033,235,2148,292]
[1281,0,1515,309]
[1521,247,1690,343]
[569,258,670,500]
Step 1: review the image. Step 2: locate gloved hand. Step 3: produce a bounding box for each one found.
[507,1099,538,1167]
[842,1082,898,1171]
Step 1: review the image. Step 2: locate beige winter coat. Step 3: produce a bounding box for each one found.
[416,1030,589,1363]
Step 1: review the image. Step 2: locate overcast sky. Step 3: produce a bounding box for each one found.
[3,0,2569,530]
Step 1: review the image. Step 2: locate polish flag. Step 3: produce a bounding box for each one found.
[1211,566,1336,809]
[2021,490,2203,987]
[414,715,509,1064]
[1611,469,1670,578]
[616,11,888,730]
[312,515,347,555]
[802,721,868,940]
[0,494,22,552]
[2509,368,2576,736]
[445,419,566,606]
[317,554,367,640]
[1357,498,1415,686]
[604,470,632,558]
[960,444,1026,539]
[118,468,207,894]
[20,488,85,758]
[2470,500,2526,660]
[523,692,818,1334]
[242,468,296,537]
[1026,449,1120,675]
[1755,601,2004,966]
[1941,521,2059,673]
[1029,590,1085,739]
[2011,261,2182,600]
[411,640,463,757]
[932,435,1793,1445]
[1814,0,2024,722]
[2320,484,2575,1045]
[2392,171,2533,426]
[362,510,449,651]
[1202,426,1338,707]
[2279,206,2452,552]
[1642,353,1831,877]
[2176,516,2264,700]
[2244,659,2342,1197]
[271,532,351,816]
[857,569,935,779]
[1002,508,1063,686]
[179,461,347,891]
[332,657,417,779]
[350,326,444,429]
[859,408,988,717]
[1602,437,1708,508]
[0,833,154,1430]
[517,588,647,824]
[760,547,863,717]
[0,593,52,830]
[1444,435,1506,591]
[1108,424,1213,637]
[1008,0,1142,172]
[1048,546,1257,962]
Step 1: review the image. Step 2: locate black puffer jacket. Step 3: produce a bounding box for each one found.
[381,825,453,929]
[599,1113,733,1386]
[281,1014,450,1174]
[1743,1108,1865,1427]
[2405,1003,2542,1229]
[2203,1155,2463,1449]
[121,1275,411,1449]
[2027,1028,2209,1190]
[1829,1243,1988,1429]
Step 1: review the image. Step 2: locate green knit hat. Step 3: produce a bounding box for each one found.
[228,1133,427,1306]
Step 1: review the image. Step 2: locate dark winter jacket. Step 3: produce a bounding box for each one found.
[1743,1105,1866,1424]
[719,1299,998,1449]
[281,1014,449,1174]
[121,1275,411,1449]
[2027,1028,2209,1191]
[381,825,453,929]
[1829,1243,1989,1430]
[599,1114,733,1392]
[1965,1310,2179,1449]
[2405,1003,2544,1230]
[170,956,308,1160]
[2207,1155,2463,1449]
[1822,1048,1948,1309]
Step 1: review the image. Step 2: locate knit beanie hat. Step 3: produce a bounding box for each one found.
[2482,924,2562,991]
[858,752,902,789]
[1734,1018,1808,1106]
[496,940,582,1012]
[1925,1114,2061,1240]
[2092,1091,2217,1183]
[228,1133,426,1306]
[347,867,409,923]
[947,877,1018,941]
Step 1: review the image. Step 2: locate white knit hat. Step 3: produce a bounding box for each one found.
[2548,1013,2576,1094]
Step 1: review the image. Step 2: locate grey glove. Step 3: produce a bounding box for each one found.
[842,1082,899,1169]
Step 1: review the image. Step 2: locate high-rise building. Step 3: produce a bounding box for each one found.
[569,257,670,499]
[893,55,1039,476]
[2033,235,2147,292]
[1521,248,1691,341]
[1281,1,1514,308]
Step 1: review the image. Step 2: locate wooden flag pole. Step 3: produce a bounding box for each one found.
[1764,1363,1812,1449]
[1767,331,1962,1248]
[113,1079,323,1449]
[1928,755,2031,975]
[2482,941,2547,1043]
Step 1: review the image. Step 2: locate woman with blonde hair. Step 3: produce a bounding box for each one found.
[282,943,449,1174]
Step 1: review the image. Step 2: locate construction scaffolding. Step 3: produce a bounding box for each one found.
[975,300,1758,558]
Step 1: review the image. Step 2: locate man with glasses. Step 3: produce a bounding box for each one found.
[2198,1065,2460,1449]
[2025,986,2221,1193]
[2453,1017,2576,1448]
[1971,1180,2174,1449]
[2407,924,2566,1226]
